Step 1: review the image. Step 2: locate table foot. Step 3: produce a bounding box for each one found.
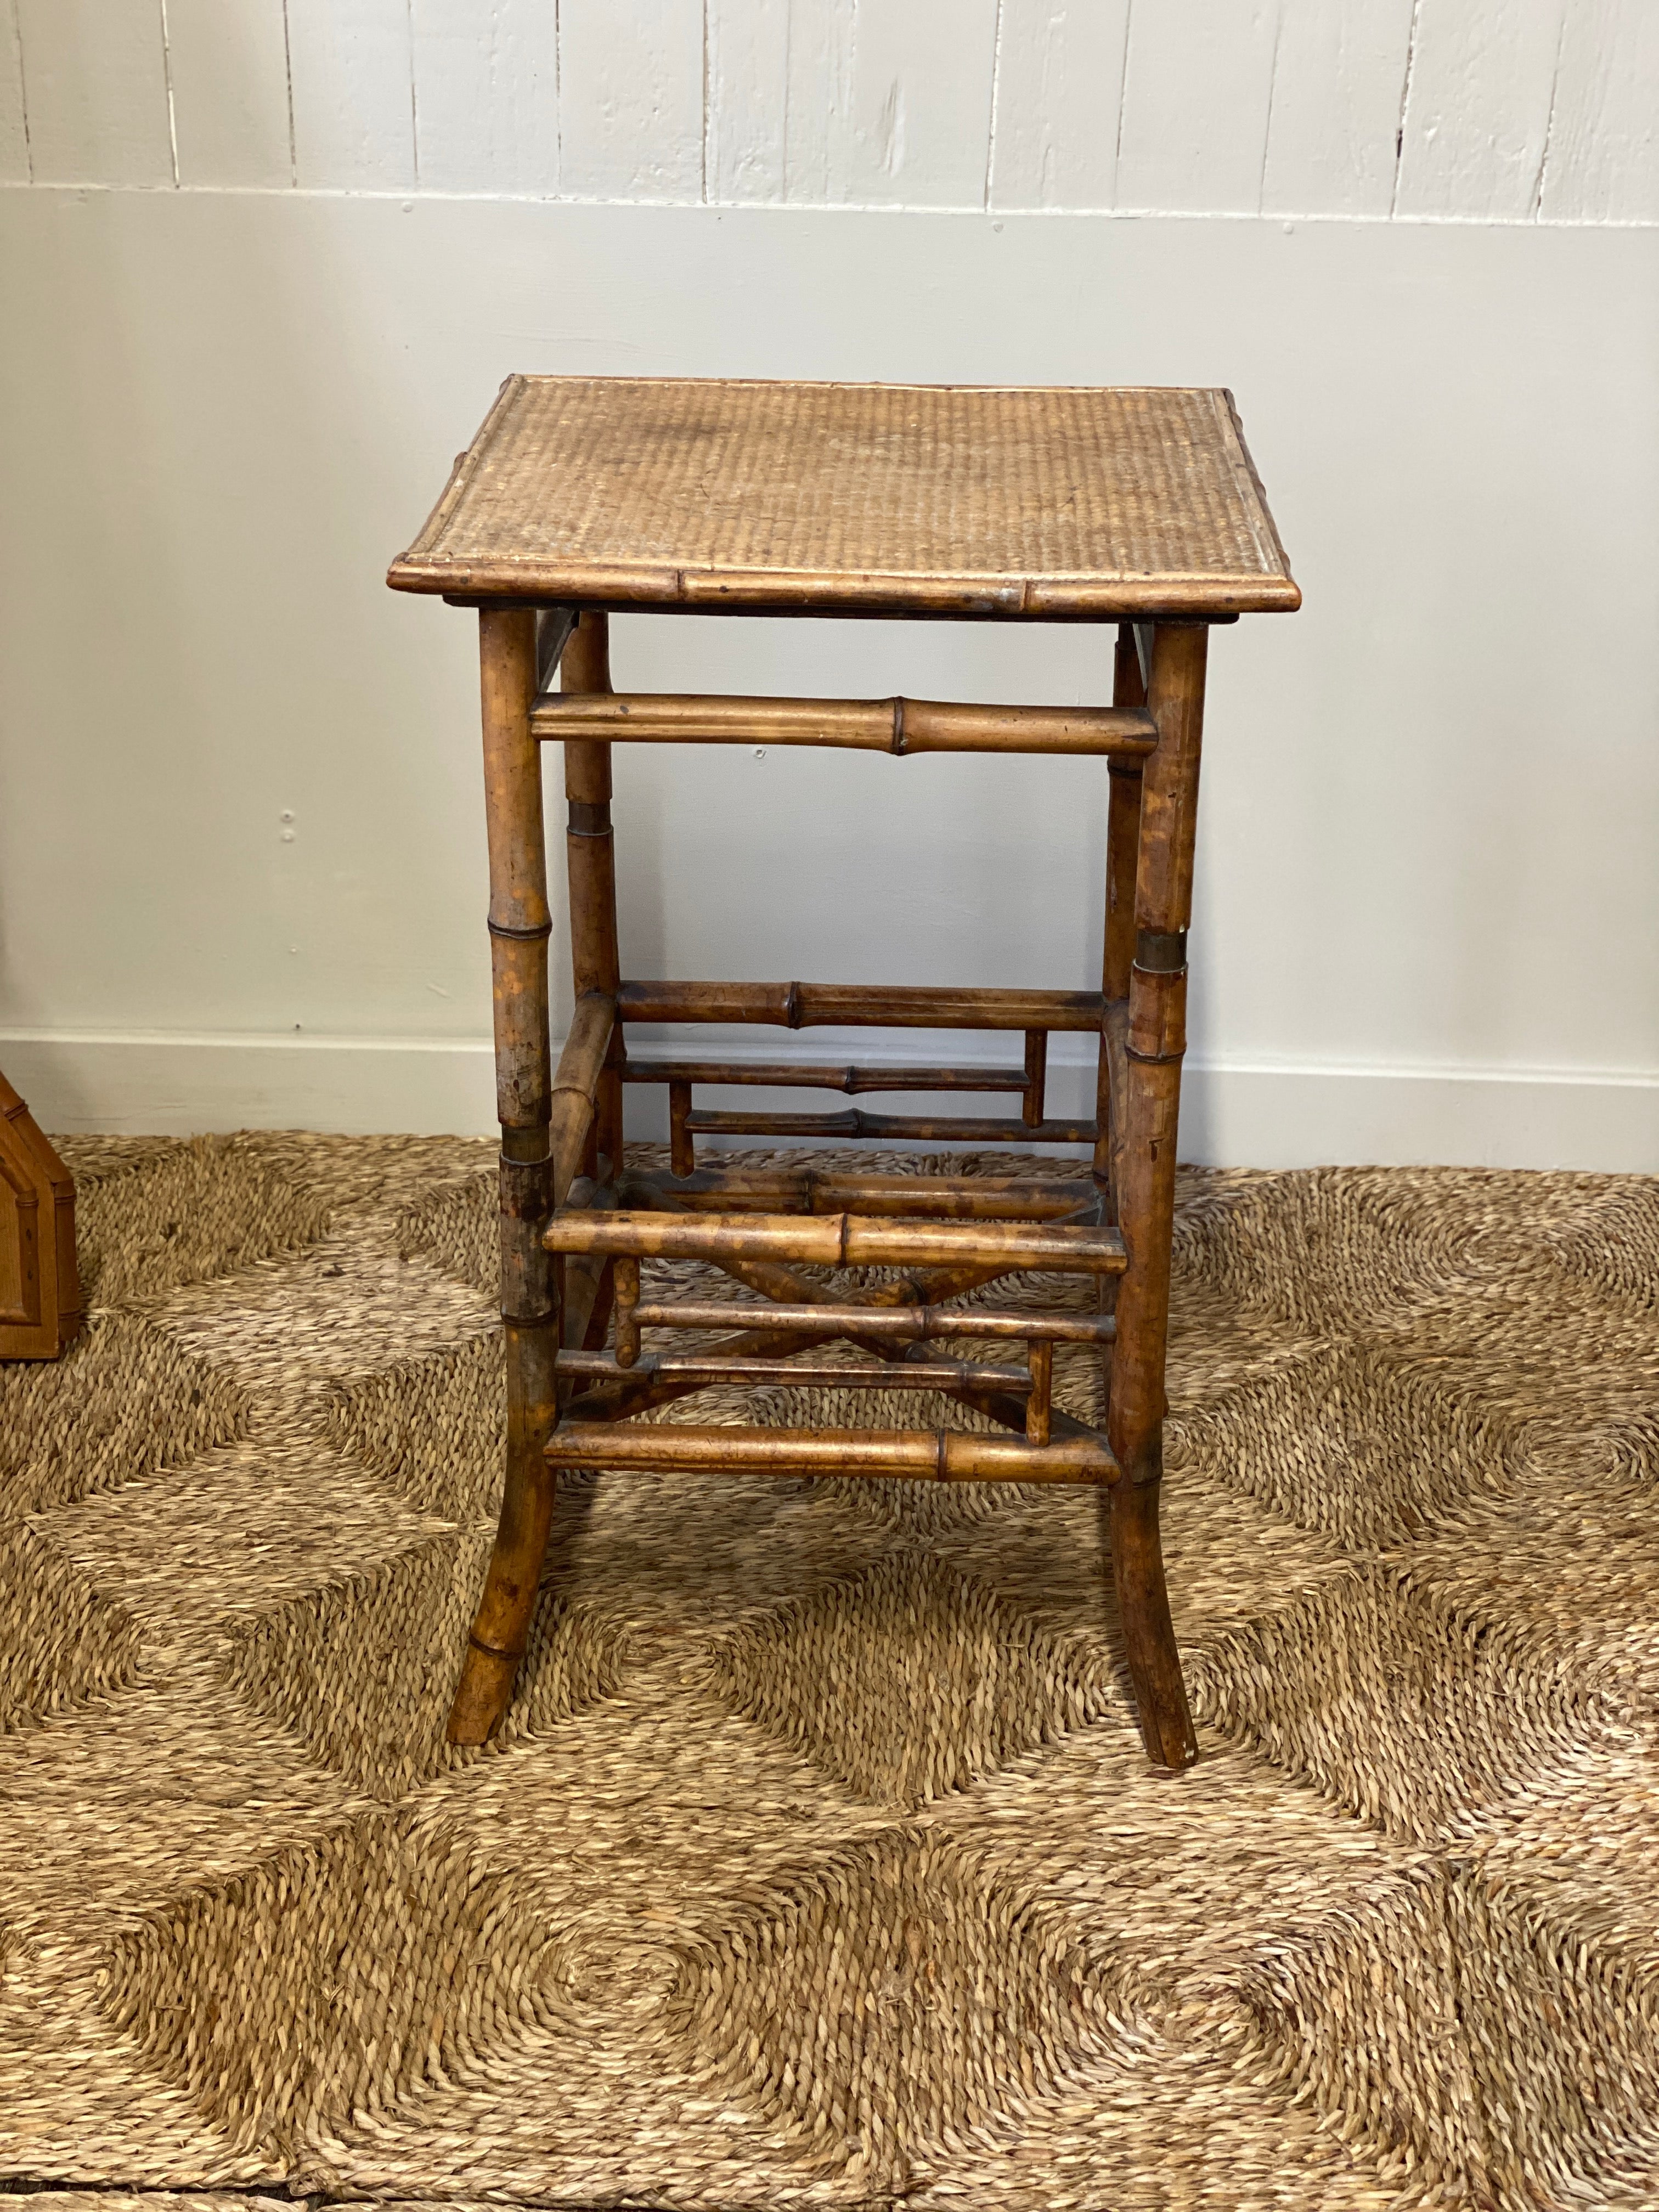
[1110,1479,1198,1770]
[446,1638,523,1745]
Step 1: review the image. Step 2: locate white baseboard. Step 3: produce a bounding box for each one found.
[3,1028,1654,1173]
[0,1030,501,1143]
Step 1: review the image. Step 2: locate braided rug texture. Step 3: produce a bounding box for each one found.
[2,1136,1658,2211]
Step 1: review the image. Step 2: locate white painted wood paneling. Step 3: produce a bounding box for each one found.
[1115,0,1282,216]
[707,0,789,203]
[1395,0,1566,220]
[1261,0,1415,218]
[1540,0,1659,224]
[987,0,1131,212]
[413,0,558,196]
[5,1,1657,218]
[286,0,415,190]
[0,0,28,182]
[557,0,704,201]
[15,0,173,186]
[786,0,1000,208]
[166,0,293,188]
[780,0,853,201]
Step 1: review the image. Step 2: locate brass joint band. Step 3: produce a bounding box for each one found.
[1118,1433,1164,1488]
[499,1154,553,1220]
[567,804,612,837]
[500,1296,557,1327]
[468,1631,526,1663]
[1133,929,1188,974]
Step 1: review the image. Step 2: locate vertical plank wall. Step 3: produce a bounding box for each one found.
[1,0,1652,219]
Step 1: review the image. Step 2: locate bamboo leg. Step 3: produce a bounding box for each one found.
[669,1079,694,1177]
[1025,1339,1053,1447]
[564,613,624,1181]
[449,607,558,1747]
[1107,620,1203,1771]
[1097,622,1146,1209]
[1022,1030,1047,1128]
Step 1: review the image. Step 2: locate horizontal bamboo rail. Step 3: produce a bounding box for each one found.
[543,1422,1118,1484]
[531,691,1159,758]
[614,1164,1097,1220]
[617,980,1104,1032]
[630,1297,1115,1345]
[543,1209,1127,1274]
[554,1350,1033,1392]
[621,1058,1028,1094]
[683,1107,1095,1144]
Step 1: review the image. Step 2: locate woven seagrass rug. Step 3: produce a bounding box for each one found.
[2,1136,1658,2211]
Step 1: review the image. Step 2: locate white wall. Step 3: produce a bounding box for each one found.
[1,4,1656,1169]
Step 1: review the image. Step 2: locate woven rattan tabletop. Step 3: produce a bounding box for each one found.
[388,377,1299,619]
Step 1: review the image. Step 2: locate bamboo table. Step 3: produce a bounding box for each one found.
[389,377,1299,1770]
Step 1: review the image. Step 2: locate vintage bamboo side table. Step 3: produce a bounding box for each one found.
[388,377,1299,1771]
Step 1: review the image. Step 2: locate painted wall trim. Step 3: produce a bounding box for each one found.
[3,1029,1652,1173]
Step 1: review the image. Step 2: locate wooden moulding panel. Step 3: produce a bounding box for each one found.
[543,1421,1118,1485]
[616,980,1105,1032]
[543,1209,1127,1275]
[0,1070,81,1361]
[530,691,1159,758]
[0,1153,38,1328]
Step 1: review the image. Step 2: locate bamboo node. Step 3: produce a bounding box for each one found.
[1134,929,1188,974]
[469,1631,526,1662]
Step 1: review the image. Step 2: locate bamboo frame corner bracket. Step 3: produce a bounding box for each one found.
[388,376,1300,1771]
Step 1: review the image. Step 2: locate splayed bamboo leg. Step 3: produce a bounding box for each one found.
[449,607,557,1747]
[1107,620,1204,1771]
